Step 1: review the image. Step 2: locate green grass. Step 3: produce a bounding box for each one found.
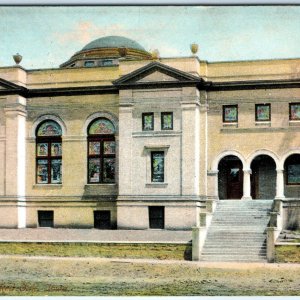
[275,244,300,263]
[0,242,192,260]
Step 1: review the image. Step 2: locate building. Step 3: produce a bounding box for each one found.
[0,35,299,231]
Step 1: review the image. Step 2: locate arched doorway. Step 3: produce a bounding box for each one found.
[250,155,276,199]
[218,155,243,199]
[284,154,300,198]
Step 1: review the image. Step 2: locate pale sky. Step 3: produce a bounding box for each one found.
[1,6,300,69]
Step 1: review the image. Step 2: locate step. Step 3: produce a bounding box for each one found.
[199,200,272,262]
[202,251,266,256]
[200,257,267,262]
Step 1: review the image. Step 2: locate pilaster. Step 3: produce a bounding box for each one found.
[118,91,133,195]
[180,87,200,196]
[4,95,27,228]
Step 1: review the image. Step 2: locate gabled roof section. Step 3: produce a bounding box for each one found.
[113,62,202,88]
[0,78,27,96]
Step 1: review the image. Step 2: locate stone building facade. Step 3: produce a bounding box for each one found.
[0,36,299,230]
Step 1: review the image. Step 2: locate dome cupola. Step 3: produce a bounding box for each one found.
[60,35,152,68]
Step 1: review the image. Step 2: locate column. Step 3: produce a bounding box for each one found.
[275,168,285,199]
[5,95,27,228]
[242,169,252,200]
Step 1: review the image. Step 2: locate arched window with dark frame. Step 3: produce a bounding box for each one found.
[36,120,62,184]
[87,118,116,184]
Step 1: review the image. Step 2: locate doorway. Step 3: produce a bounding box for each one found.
[250,155,276,199]
[218,155,243,199]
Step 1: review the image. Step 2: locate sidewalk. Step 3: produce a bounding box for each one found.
[0,228,192,243]
[1,254,300,269]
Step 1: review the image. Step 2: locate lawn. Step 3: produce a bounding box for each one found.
[0,256,299,296]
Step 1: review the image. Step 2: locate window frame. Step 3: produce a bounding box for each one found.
[255,103,271,122]
[36,121,62,185]
[223,105,238,123]
[142,112,154,131]
[289,102,300,121]
[151,151,165,183]
[87,118,116,184]
[161,112,173,130]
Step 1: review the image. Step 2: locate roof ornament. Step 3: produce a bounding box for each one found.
[151,49,160,60]
[13,53,22,65]
[190,43,199,56]
[118,47,127,57]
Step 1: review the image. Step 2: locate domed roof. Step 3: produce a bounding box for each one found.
[82,36,147,52]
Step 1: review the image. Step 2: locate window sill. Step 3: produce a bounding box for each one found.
[255,121,271,126]
[33,184,62,189]
[222,122,238,128]
[85,183,117,186]
[145,183,168,188]
[289,120,300,126]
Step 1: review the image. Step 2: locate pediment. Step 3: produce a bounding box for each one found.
[113,61,201,86]
[136,71,179,83]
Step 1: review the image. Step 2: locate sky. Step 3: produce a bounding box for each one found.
[1,5,300,69]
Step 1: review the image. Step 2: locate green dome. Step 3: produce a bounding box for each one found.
[82,36,146,52]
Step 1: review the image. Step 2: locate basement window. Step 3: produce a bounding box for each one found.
[38,210,54,227]
[149,206,165,229]
[94,211,111,229]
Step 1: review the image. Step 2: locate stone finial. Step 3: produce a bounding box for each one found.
[151,49,160,59]
[190,43,199,55]
[13,53,22,65]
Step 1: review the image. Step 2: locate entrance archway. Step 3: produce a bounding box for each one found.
[284,154,300,198]
[218,155,243,199]
[250,155,276,199]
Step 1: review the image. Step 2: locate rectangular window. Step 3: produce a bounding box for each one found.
[151,151,164,182]
[94,211,111,229]
[84,61,95,67]
[142,113,154,131]
[255,104,271,121]
[161,112,173,130]
[149,206,165,229]
[51,159,62,184]
[102,59,114,66]
[223,105,238,123]
[37,159,48,184]
[289,103,300,121]
[38,210,54,227]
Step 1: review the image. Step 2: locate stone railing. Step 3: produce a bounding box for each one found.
[192,199,217,261]
[266,199,284,262]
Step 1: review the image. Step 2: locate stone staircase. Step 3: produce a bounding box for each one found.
[200,200,273,262]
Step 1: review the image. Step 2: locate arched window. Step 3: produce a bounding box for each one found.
[36,120,62,184]
[87,118,116,184]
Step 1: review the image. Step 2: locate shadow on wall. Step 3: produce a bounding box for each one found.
[184,242,192,260]
[286,207,300,230]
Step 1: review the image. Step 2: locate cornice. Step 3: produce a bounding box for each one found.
[1,77,300,98]
[202,78,300,91]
